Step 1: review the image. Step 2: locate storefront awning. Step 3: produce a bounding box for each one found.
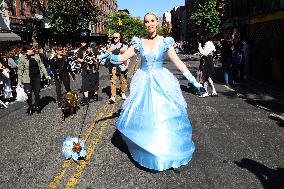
[0,32,21,41]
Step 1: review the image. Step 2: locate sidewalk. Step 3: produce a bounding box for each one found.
[216,64,284,118]
[186,54,284,120]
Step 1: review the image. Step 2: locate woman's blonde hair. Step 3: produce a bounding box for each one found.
[144,12,159,21]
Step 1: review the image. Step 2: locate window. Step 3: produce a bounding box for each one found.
[11,0,16,16]
[21,0,26,16]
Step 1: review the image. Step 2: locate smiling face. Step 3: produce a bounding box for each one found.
[144,13,159,35]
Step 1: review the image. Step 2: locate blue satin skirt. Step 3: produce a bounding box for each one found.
[116,68,195,171]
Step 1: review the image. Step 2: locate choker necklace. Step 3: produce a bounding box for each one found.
[147,33,157,40]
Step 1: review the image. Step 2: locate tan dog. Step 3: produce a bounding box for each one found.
[60,91,80,122]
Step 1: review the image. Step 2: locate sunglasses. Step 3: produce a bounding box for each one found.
[113,37,119,39]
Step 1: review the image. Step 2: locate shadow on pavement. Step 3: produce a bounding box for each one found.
[95,109,121,123]
[40,96,56,110]
[180,84,198,95]
[234,158,284,189]
[111,130,158,173]
[244,99,284,116]
[212,65,284,115]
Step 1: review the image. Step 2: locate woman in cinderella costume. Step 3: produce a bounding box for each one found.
[100,12,204,171]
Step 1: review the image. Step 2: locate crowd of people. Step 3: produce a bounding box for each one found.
[0,39,126,110]
[175,33,251,95]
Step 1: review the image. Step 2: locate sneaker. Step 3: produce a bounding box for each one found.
[199,92,209,98]
[109,97,116,103]
[121,93,126,100]
[211,92,218,97]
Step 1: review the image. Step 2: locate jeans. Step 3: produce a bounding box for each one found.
[222,58,232,85]
[223,66,229,85]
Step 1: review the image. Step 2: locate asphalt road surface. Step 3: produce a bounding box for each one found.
[0,55,283,189]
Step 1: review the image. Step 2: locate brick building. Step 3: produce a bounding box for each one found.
[90,0,118,37]
[1,0,36,43]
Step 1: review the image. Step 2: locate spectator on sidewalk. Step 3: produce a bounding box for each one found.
[242,38,251,80]
[231,34,244,84]
[0,60,13,103]
[220,38,233,86]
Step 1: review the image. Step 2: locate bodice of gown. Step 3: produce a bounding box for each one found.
[132,36,175,72]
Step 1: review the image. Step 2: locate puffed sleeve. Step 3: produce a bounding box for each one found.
[131,36,141,52]
[164,37,175,51]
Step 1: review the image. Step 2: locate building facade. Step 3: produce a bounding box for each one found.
[223,0,284,87]
[1,0,35,43]
[170,6,186,41]
[90,0,118,37]
[185,0,199,41]
[118,9,129,15]
[0,0,118,44]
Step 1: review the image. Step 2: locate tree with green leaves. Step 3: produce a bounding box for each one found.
[192,0,222,36]
[106,13,147,42]
[46,0,101,35]
[157,21,172,37]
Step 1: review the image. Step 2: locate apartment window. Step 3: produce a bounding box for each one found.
[21,0,25,16]
[11,0,16,16]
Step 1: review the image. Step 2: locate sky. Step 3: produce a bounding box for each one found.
[117,0,185,18]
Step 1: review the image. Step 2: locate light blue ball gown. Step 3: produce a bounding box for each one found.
[116,36,195,171]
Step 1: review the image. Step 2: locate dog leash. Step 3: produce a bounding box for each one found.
[77,98,90,141]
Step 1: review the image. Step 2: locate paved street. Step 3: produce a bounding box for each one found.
[0,54,283,189]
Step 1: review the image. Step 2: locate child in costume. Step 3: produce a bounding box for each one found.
[62,136,87,162]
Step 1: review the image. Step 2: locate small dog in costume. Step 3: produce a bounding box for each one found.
[62,137,87,164]
[60,91,80,122]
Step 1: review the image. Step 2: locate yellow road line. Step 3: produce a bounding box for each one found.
[83,102,109,143]
[47,101,110,189]
[64,105,115,189]
[48,59,139,189]
[47,160,73,189]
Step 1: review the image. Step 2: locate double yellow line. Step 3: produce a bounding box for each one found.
[47,56,139,189]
